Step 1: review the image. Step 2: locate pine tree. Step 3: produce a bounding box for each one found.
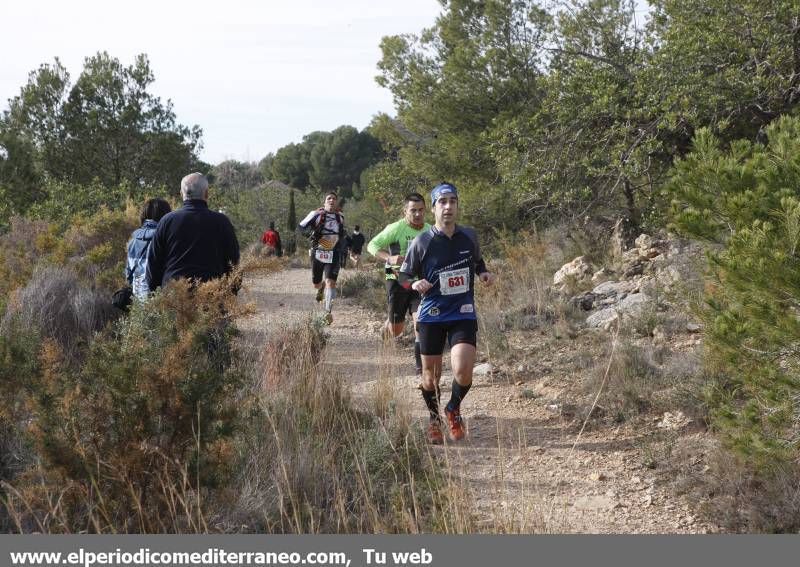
[287,188,296,231]
[669,116,800,467]
[286,188,297,255]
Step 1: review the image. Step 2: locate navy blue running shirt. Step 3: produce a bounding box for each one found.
[400,225,487,323]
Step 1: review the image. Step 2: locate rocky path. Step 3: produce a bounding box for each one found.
[238,266,719,533]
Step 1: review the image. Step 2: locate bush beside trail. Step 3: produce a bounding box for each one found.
[0,277,249,532]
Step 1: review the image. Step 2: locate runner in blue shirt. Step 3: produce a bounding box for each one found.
[400,183,495,443]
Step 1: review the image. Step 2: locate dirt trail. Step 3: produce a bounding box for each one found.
[238,266,718,533]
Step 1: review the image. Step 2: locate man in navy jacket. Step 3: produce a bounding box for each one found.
[146,173,240,291]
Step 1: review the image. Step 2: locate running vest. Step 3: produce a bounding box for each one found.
[299,209,343,251]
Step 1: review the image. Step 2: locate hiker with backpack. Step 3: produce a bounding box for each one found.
[261,221,283,257]
[298,191,345,324]
[126,198,172,300]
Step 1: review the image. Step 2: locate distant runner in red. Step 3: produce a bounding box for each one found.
[260,221,283,257]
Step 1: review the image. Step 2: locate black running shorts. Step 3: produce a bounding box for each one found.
[386,280,421,324]
[311,249,341,284]
[417,319,478,355]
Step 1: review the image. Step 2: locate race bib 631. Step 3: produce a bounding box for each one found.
[439,267,469,295]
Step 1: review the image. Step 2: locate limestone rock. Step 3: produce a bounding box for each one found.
[569,292,596,311]
[473,363,494,376]
[656,265,681,287]
[592,280,637,298]
[622,261,645,278]
[656,411,692,430]
[635,233,654,250]
[586,308,619,329]
[591,267,612,283]
[553,256,595,290]
[616,292,650,315]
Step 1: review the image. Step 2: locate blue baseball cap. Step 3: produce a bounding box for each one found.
[430,183,458,204]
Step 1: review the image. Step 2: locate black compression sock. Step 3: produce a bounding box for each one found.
[414,341,422,375]
[446,380,472,413]
[421,388,440,421]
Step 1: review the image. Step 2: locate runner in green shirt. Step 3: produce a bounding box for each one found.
[367,192,431,376]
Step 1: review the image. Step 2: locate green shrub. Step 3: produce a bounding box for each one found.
[2,277,247,532]
[669,116,800,468]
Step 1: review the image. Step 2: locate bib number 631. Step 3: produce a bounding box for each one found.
[448,275,465,287]
[439,267,469,295]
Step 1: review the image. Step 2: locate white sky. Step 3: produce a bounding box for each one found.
[1,0,444,165]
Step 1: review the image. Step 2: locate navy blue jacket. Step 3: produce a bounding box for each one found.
[146,200,240,290]
[400,225,487,323]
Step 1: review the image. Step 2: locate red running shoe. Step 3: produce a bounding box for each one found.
[427,420,444,444]
[445,406,466,441]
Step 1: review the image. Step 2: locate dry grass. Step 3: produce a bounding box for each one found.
[231,312,482,533]
[476,232,582,366]
[337,269,386,316]
[669,437,800,533]
[1,265,116,360]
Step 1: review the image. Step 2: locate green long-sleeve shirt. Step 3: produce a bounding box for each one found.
[366,219,431,280]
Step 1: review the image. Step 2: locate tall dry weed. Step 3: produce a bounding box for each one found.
[233,315,475,533]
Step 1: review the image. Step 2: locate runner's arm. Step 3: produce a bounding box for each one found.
[366,224,394,259]
[145,226,165,291]
[476,258,488,277]
[298,210,319,230]
[367,224,406,265]
[400,237,427,291]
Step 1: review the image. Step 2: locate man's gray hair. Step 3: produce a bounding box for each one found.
[181,172,209,200]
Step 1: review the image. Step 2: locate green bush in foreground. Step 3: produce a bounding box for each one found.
[1,278,246,532]
[669,115,800,467]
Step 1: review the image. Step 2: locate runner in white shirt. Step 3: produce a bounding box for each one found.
[298,192,345,324]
